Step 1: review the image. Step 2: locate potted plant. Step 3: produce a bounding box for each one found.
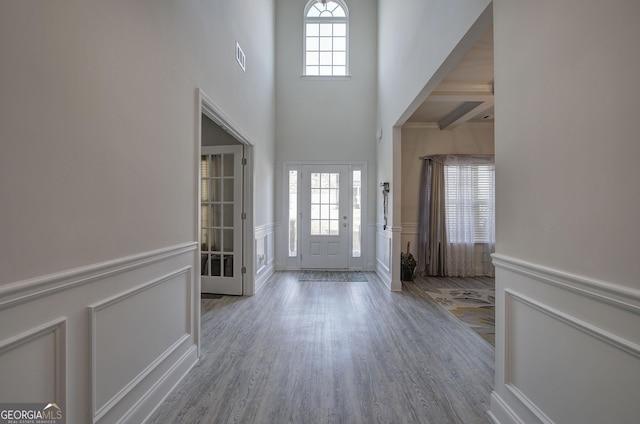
[401,242,417,281]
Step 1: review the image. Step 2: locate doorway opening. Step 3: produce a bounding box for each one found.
[199,89,255,295]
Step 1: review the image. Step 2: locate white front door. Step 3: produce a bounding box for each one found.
[300,164,349,269]
[200,145,243,295]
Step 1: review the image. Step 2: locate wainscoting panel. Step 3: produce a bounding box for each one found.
[0,242,198,424]
[255,223,275,294]
[490,254,640,424]
[373,224,406,291]
[89,268,192,421]
[376,228,391,271]
[0,318,66,404]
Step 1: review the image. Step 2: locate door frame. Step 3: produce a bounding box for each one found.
[282,161,367,271]
[200,145,244,294]
[198,89,255,295]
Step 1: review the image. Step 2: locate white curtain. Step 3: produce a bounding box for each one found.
[444,156,495,277]
[481,165,495,277]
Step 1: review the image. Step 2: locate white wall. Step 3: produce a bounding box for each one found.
[0,0,275,422]
[376,0,492,288]
[274,0,378,269]
[491,0,640,423]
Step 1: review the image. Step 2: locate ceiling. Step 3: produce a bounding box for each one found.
[406,26,494,129]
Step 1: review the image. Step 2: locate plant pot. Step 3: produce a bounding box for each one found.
[401,265,415,281]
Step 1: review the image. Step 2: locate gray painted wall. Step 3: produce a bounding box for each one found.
[0,1,275,421]
[491,0,640,422]
[0,0,275,284]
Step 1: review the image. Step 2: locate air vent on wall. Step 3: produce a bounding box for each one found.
[236,42,246,72]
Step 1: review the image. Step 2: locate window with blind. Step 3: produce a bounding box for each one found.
[444,163,495,244]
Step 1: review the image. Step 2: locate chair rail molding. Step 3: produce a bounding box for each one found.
[0,242,198,311]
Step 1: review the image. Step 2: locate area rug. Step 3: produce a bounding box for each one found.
[425,288,495,347]
[298,270,368,282]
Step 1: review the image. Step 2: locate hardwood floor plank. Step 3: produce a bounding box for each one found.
[146,272,494,424]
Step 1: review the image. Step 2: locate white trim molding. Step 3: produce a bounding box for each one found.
[199,87,256,297]
[400,222,419,235]
[88,267,194,422]
[0,242,197,311]
[505,289,640,362]
[0,317,66,405]
[0,243,199,424]
[254,223,275,294]
[492,254,640,313]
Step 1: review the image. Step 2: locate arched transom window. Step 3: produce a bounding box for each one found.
[304,0,349,76]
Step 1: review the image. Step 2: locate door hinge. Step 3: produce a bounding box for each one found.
[241,266,246,274]
[241,212,246,220]
[242,158,247,166]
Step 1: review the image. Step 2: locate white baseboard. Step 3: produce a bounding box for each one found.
[134,346,198,424]
[254,263,274,294]
[489,392,525,424]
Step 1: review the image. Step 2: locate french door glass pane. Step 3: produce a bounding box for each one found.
[223,180,234,201]
[212,204,221,227]
[223,204,234,227]
[201,205,209,228]
[201,228,210,252]
[223,255,233,277]
[223,154,234,177]
[201,179,210,201]
[211,255,221,276]
[211,155,221,177]
[223,229,234,251]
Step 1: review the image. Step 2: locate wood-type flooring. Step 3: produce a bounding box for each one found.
[146,272,494,424]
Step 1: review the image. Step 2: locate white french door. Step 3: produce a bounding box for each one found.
[300,164,350,269]
[200,145,243,295]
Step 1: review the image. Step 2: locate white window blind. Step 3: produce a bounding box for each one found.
[444,163,495,243]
